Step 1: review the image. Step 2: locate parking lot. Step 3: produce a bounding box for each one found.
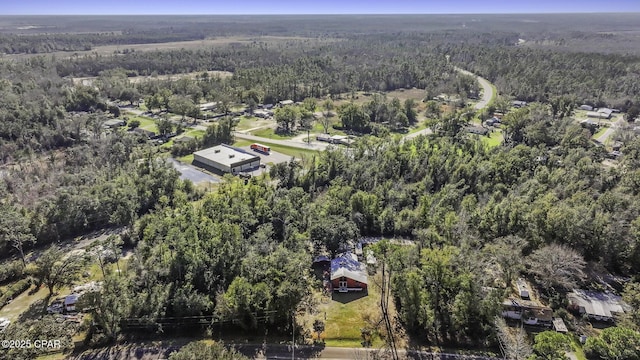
[167,158,221,184]
[238,146,294,166]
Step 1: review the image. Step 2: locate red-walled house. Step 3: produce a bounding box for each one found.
[330,253,368,293]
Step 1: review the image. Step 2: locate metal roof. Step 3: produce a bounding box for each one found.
[330,252,368,284]
[568,290,626,318]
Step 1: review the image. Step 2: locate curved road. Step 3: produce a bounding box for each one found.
[190,68,496,151]
[403,67,496,141]
[454,67,496,110]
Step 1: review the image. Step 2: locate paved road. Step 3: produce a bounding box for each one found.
[404,68,494,141]
[454,67,496,110]
[234,344,501,360]
[167,158,220,184]
[594,115,625,144]
[404,128,434,140]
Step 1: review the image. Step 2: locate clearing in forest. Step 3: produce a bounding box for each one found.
[302,272,403,348]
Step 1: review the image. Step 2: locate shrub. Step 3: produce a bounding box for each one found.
[0,260,25,286]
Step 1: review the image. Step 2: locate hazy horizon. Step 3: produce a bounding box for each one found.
[3,0,640,15]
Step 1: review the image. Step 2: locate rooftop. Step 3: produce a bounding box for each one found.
[194,144,259,167]
[568,289,627,319]
[330,252,368,284]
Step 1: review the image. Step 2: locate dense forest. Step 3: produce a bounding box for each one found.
[1,15,640,359]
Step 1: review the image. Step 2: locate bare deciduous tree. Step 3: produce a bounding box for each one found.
[526,244,586,291]
[495,317,533,360]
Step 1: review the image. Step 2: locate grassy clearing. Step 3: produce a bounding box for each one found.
[184,129,205,138]
[480,130,503,148]
[236,117,274,131]
[592,126,608,140]
[332,89,426,108]
[232,140,253,147]
[264,143,319,159]
[235,139,319,159]
[178,154,195,164]
[313,276,386,348]
[161,129,206,149]
[124,114,159,133]
[251,128,295,140]
[0,284,50,321]
[407,122,428,134]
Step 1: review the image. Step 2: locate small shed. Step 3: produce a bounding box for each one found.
[553,318,568,333]
[579,104,594,111]
[103,119,126,128]
[132,127,157,139]
[312,255,331,267]
[516,278,530,299]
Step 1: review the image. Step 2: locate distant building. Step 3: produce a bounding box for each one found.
[586,111,606,119]
[278,100,294,107]
[579,104,594,111]
[512,100,527,108]
[173,136,195,144]
[199,102,218,111]
[193,144,260,174]
[485,117,501,127]
[254,109,271,118]
[466,126,489,135]
[103,119,126,128]
[132,127,157,139]
[330,253,368,293]
[597,108,614,119]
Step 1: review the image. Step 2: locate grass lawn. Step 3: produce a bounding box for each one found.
[487,82,498,106]
[571,336,587,360]
[161,129,206,149]
[232,140,253,147]
[310,121,345,135]
[251,127,295,140]
[407,122,428,134]
[0,284,50,321]
[184,129,205,138]
[124,114,159,133]
[264,143,319,159]
[592,126,608,140]
[314,276,386,348]
[236,116,273,131]
[178,154,194,164]
[480,130,503,148]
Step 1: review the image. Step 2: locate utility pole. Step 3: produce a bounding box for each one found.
[292,311,295,360]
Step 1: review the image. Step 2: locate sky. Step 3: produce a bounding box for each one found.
[2,0,640,15]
